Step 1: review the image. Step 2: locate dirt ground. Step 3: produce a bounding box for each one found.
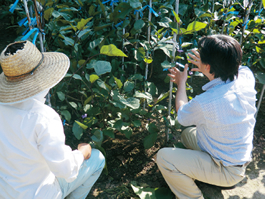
[0,16,265,199]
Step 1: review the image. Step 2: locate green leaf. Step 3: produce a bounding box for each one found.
[194,8,205,18]
[100,44,128,57]
[57,91,65,101]
[72,122,83,140]
[44,7,54,21]
[181,42,193,48]
[161,60,175,69]
[263,0,265,9]
[75,120,88,130]
[124,81,135,93]
[90,74,99,83]
[134,91,152,99]
[103,129,115,138]
[72,74,82,81]
[129,0,142,9]
[147,122,159,134]
[125,97,140,109]
[61,36,75,46]
[144,57,153,64]
[121,126,133,139]
[114,77,123,89]
[172,10,181,24]
[89,38,104,50]
[143,133,157,149]
[77,18,93,30]
[134,20,145,30]
[132,120,141,127]
[179,4,188,15]
[186,21,207,34]
[60,110,71,122]
[97,79,109,91]
[255,72,265,85]
[93,61,112,76]
[91,129,104,146]
[69,102,78,109]
[78,28,91,39]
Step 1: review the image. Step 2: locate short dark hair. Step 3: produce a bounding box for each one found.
[198,35,242,82]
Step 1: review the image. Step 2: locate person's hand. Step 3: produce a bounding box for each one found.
[78,143,92,160]
[187,49,203,72]
[167,63,189,86]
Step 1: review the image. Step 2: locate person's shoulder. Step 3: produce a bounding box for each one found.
[30,100,59,120]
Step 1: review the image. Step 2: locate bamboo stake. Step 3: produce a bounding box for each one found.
[22,0,32,30]
[32,0,44,52]
[143,0,152,110]
[166,0,179,142]
[240,0,253,45]
[255,0,265,118]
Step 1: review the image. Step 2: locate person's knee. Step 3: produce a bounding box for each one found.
[156,148,170,165]
[91,149,105,166]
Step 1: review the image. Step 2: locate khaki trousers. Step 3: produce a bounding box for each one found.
[156,127,247,199]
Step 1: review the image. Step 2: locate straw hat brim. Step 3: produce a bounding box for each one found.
[0,52,70,104]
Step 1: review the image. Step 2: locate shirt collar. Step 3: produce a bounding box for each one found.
[202,77,229,91]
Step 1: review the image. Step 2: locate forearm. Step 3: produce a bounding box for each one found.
[175,81,188,112]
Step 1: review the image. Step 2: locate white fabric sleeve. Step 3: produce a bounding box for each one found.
[177,97,204,126]
[36,112,84,183]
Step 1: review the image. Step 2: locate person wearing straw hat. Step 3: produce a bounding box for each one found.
[0,40,105,199]
[156,35,256,199]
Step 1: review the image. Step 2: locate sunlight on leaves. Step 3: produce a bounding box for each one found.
[100,44,128,57]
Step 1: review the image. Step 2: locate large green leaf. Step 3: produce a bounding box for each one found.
[44,7,54,21]
[91,129,104,146]
[143,133,157,149]
[93,61,112,76]
[60,110,71,122]
[57,91,65,101]
[100,44,128,57]
[255,72,265,85]
[89,74,99,83]
[263,0,265,8]
[134,20,145,30]
[77,18,93,30]
[121,126,133,139]
[124,81,135,92]
[103,129,115,138]
[129,0,142,9]
[72,122,83,140]
[146,122,159,134]
[186,21,207,34]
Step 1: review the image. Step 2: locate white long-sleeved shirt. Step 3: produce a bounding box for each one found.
[178,66,257,166]
[0,91,84,199]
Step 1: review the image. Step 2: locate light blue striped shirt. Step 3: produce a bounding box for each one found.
[178,66,257,166]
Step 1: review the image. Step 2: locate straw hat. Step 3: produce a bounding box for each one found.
[0,40,70,104]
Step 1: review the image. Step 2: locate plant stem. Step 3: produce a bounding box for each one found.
[240,0,253,45]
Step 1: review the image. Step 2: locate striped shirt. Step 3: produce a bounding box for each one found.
[178,66,257,166]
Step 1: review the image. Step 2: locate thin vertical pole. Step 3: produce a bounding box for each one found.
[240,0,253,45]
[255,84,265,118]
[143,0,152,110]
[166,0,179,142]
[22,0,32,30]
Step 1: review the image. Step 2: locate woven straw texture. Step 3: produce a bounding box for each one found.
[0,41,70,104]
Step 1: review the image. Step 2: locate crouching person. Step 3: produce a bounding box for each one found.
[0,41,105,199]
[156,35,256,199]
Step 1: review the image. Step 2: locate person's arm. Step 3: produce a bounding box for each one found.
[168,64,189,112]
[36,112,86,183]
